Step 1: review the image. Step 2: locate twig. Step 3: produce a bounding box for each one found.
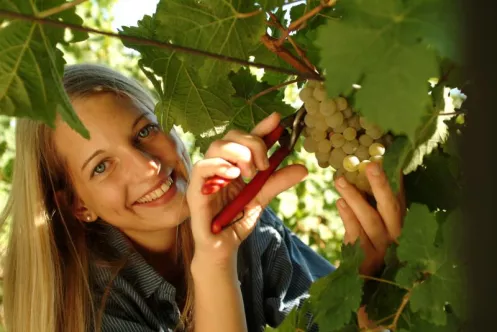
[247,78,303,104]
[278,0,336,44]
[37,0,89,18]
[389,290,411,329]
[359,275,409,290]
[268,12,315,71]
[0,10,324,81]
[236,9,263,19]
[372,313,397,327]
[439,111,464,116]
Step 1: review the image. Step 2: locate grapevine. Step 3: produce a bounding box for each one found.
[0,0,466,332]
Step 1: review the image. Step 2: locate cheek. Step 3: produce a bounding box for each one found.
[82,181,127,216]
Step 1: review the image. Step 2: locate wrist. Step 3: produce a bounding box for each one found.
[191,250,238,278]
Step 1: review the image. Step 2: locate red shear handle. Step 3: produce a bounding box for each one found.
[201,124,286,195]
[211,146,291,234]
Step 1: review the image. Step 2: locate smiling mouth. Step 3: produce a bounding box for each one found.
[136,175,174,204]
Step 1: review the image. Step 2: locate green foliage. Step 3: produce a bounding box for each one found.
[0,0,466,331]
[0,0,89,138]
[315,0,459,139]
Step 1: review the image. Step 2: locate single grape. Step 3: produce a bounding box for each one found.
[313,85,327,102]
[333,167,346,181]
[305,98,320,114]
[330,133,345,148]
[356,173,371,193]
[333,121,348,133]
[330,147,347,168]
[325,111,344,128]
[303,137,318,153]
[343,127,357,141]
[311,129,327,141]
[299,86,314,103]
[315,151,330,163]
[315,117,329,131]
[359,116,374,130]
[355,145,370,161]
[345,170,359,185]
[370,155,384,166]
[342,139,359,154]
[358,160,371,174]
[343,155,360,172]
[304,113,317,128]
[369,142,385,156]
[348,115,362,131]
[306,80,320,89]
[366,126,383,140]
[335,96,348,111]
[359,134,374,147]
[317,159,329,168]
[317,139,332,153]
[342,107,353,119]
[319,98,337,116]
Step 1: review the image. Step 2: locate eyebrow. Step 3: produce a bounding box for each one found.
[81,114,147,171]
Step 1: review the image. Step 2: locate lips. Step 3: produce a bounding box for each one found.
[134,170,177,205]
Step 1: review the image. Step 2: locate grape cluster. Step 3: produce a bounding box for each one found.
[299,81,393,194]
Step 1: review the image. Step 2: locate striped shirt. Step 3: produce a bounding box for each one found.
[88,208,336,331]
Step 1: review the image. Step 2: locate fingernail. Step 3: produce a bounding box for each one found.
[369,162,381,176]
[337,177,347,188]
[226,167,240,177]
[338,199,347,209]
[263,158,270,169]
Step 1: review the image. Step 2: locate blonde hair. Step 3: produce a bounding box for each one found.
[0,64,195,332]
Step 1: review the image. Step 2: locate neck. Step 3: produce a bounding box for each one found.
[124,225,181,276]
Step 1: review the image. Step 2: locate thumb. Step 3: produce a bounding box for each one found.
[255,164,308,207]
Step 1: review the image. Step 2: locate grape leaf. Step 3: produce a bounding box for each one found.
[315,0,456,139]
[405,150,462,211]
[0,0,89,138]
[250,43,296,86]
[228,68,295,132]
[121,15,234,138]
[396,204,466,325]
[154,0,265,87]
[308,241,364,332]
[264,299,313,332]
[398,308,462,332]
[382,105,449,193]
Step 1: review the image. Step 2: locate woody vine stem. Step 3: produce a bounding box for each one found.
[2,2,417,330]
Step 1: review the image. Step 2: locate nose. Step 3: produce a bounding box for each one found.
[124,147,161,183]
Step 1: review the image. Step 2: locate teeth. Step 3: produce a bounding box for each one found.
[137,176,174,204]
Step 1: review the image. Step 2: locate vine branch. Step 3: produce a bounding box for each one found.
[236,9,263,19]
[37,0,89,18]
[248,78,303,104]
[0,10,324,81]
[359,275,409,290]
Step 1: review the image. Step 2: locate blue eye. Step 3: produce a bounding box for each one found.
[93,162,106,175]
[137,124,159,139]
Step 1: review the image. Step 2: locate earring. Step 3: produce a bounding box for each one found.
[86,215,91,222]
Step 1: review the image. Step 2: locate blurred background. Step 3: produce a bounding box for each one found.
[0,0,344,328]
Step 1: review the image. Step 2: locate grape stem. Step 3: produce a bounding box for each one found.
[276,0,337,45]
[363,290,412,332]
[247,78,304,104]
[0,10,322,80]
[236,9,263,19]
[359,275,409,290]
[36,0,88,18]
[267,12,316,71]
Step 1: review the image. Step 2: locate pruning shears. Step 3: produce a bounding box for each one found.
[201,106,307,234]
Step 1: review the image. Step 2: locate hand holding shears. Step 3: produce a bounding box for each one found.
[201,107,307,234]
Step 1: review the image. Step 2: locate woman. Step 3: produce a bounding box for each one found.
[0,64,404,332]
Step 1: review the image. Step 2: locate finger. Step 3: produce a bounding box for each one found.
[204,140,256,178]
[250,112,281,137]
[366,163,403,241]
[336,198,362,245]
[334,176,389,251]
[255,164,308,207]
[337,198,375,257]
[222,129,270,171]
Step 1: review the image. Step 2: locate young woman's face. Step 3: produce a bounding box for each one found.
[53,92,191,233]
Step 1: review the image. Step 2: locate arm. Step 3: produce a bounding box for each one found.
[191,252,247,332]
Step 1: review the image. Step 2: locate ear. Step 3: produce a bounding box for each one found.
[55,191,97,223]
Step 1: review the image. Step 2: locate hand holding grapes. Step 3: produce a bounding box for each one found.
[334,163,405,276]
